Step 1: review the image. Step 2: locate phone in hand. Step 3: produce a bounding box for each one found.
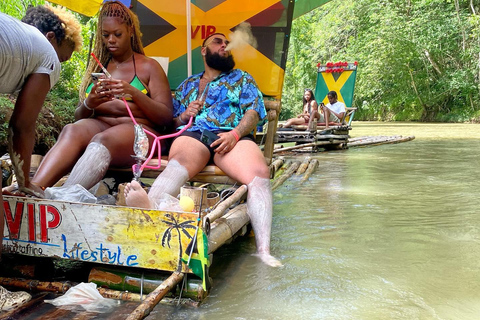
[91,72,105,83]
[200,130,220,146]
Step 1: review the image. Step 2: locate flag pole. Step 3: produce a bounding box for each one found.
[186,0,192,76]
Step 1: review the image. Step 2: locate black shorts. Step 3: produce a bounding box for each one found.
[177,130,255,162]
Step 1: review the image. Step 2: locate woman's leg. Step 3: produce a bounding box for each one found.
[283,117,305,128]
[32,119,110,188]
[63,123,160,190]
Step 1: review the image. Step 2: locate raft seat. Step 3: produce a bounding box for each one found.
[137,157,238,185]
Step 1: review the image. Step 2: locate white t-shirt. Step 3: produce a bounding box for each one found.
[0,12,60,94]
[326,101,346,115]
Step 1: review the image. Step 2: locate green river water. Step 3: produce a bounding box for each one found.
[144,122,480,320]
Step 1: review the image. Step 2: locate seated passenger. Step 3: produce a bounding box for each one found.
[281,89,318,128]
[309,90,346,129]
[30,1,173,192]
[124,33,282,267]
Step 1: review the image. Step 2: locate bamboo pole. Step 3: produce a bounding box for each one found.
[300,159,319,184]
[0,277,72,293]
[270,157,284,173]
[203,185,247,229]
[296,157,311,175]
[207,204,250,254]
[347,135,415,148]
[126,272,184,320]
[271,160,301,190]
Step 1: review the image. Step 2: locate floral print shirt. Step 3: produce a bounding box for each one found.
[173,69,267,132]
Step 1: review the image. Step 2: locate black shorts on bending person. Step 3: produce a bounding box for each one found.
[177,130,255,162]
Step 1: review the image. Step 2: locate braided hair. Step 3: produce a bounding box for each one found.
[79,1,144,99]
[21,4,82,52]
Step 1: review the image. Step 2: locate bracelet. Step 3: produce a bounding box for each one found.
[178,115,187,125]
[230,129,240,142]
[83,99,93,111]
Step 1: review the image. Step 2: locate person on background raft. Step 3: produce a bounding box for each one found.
[310,90,346,129]
[0,4,82,310]
[30,1,173,193]
[124,32,283,267]
[279,89,318,129]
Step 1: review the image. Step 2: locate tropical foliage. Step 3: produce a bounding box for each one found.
[1,0,480,155]
[282,0,480,122]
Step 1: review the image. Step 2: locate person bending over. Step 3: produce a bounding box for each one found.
[0,5,82,197]
[281,89,318,128]
[0,4,82,307]
[124,33,282,267]
[31,1,173,193]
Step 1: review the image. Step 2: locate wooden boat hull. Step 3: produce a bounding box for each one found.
[2,195,201,273]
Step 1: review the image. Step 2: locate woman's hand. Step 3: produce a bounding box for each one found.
[98,79,133,98]
[87,81,114,108]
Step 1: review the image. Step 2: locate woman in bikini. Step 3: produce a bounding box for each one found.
[30,1,173,192]
[281,88,318,128]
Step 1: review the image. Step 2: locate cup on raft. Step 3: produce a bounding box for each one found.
[180,186,207,212]
[206,192,220,208]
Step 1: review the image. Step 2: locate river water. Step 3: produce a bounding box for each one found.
[148,122,480,320]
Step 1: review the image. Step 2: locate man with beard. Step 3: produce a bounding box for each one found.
[124,33,282,267]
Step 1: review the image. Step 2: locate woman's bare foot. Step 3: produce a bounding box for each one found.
[2,183,44,198]
[125,180,153,209]
[254,252,283,267]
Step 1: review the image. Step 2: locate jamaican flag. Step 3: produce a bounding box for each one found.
[182,228,211,291]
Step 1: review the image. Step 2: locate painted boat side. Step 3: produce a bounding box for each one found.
[2,196,200,273]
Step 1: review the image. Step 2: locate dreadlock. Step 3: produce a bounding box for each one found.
[79,1,144,99]
[21,4,82,52]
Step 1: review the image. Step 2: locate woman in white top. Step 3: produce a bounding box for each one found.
[0,5,82,197]
[0,5,82,267]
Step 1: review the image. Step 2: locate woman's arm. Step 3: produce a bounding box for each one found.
[8,73,50,193]
[101,56,173,127]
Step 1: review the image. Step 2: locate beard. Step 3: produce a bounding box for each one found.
[205,47,235,72]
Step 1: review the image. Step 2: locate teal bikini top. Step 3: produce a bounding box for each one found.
[85,55,149,100]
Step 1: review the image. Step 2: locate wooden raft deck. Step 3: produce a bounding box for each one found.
[275,125,351,153]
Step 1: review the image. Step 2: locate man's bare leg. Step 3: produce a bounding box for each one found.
[214,141,282,267]
[247,176,283,267]
[125,159,190,208]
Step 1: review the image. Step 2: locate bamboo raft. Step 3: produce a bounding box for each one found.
[347,135,415,147]
[275,125,351,153]
[273,133,415,154]
[1,157,319,319]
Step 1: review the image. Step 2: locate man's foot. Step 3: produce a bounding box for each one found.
[0,285,31,311]
[254,253,283,267]
[125,180,153,209]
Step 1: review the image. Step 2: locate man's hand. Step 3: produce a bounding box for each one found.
[180,100,203,123]
[211,131,238,155]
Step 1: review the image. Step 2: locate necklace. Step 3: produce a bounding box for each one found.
[113,54,133,69]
